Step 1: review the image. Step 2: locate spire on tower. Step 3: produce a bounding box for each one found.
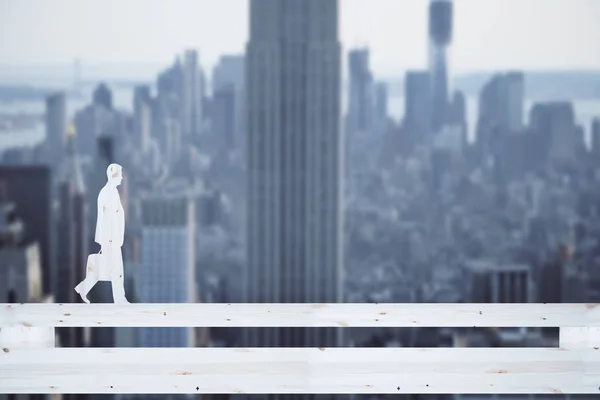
[67,122,76,138]
[62,121,86,194]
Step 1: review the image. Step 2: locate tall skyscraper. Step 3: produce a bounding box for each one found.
[93,83,113,110]
[245,0,344,349]
[373,81,388,135]
[505,72,525,132]
[212,54,245,154]
[404,70,432,139]
[529,102,585,166]
[428,0,453,134]
[591,118,600,162]
[0,197,43,304]
[212,54,245,93]
[466,261,532,304]
[478,72,524,133]
[182,50,203,139]
[0,166,52,295]
[56,124,88,348]
[158,57,184,99]
[212,84,237,151]
[133,85,153,153]
[347,48,374,135]
[156,58,185,166]
[476,72,525,157]
[75,83,121,158]
[45,91,67,168]
[140,196,196,347]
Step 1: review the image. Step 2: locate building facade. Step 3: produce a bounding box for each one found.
[45,92,67,169]
[429,0,453,134]
[0,166,52,295]
[140,196,196,348]
[245,0,344,349]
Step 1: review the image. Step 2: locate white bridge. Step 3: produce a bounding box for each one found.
[1,303,600,395]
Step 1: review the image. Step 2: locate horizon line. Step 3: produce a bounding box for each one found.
[0,63,599,78]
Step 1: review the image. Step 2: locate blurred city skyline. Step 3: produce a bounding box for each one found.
[0,0,599,79]
[1,2,600,399]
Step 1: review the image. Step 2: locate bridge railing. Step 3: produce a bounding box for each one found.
[1,303,600,395]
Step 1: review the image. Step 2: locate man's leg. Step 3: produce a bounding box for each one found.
[111,274,128,303]
[111,246,129,304]
[75,257,99,303]
[76,279,96,303]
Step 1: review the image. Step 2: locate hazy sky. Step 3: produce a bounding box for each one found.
[0,0,599,77]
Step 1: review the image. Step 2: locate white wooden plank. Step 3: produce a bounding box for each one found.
[2,303,600,328]
[0,326,55,348]
[560,327,600,348]
[1,348,599,394]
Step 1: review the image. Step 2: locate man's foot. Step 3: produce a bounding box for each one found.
[74,284,90,304]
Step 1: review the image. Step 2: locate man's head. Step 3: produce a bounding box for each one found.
[106,163,123,186]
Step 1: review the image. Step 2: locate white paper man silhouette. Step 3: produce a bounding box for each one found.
[74,163,129,304]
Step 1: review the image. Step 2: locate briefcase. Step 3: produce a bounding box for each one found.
[86,250,113,282]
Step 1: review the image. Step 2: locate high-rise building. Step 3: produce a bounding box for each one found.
[428,0,453,134]
[75,84,122,158]
[97,135,114,164]
[157,57,184,100]
[212,55,245,154]
[505,72,525,132]
[0,200,43,303]
[212,55,245,93]
[133,85,153,153]
[182,50,203,138]
[466,260,532,304]
[245,0,344,349]
[476,72,525,157]
[156,59,185,166]
[345,47,374,183]
[448,90,467,126]
[157,116,183,167]
[93,83,113,110]
[404,70,432,139]
[56,124,88,348]
[0,166,52,295]
[529,101,585,166]
[212,84,237,151]
[591,118,600,162]
[140,196,196,347]
[373,81,388,136]
[45,91,67,168]
[478,73,524,134]
[347,48,374,135]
